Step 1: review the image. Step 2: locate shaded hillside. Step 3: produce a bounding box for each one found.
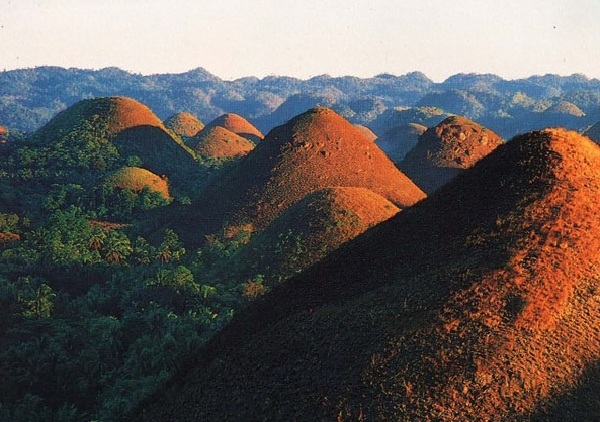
[190,126,255,160]
[137,128,600,421]
[583,120,600,142]
[375,122,427,163]
[180,107,425,244]
[31,96,198,190]
[214,186,399,287]
[202,113,263,143]
[400,115,503,193]
[163,111,204,138]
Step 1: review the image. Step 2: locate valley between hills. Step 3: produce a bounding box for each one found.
[0,68,599,421]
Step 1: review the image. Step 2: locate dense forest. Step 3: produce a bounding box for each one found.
[0,97,271,421]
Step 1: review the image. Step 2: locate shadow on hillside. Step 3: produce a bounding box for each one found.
[531,359,600,421]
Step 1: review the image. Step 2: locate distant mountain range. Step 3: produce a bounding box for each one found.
[2,67,600,139]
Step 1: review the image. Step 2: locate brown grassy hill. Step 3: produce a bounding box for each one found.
[105,166,171,200]
[376,123,427,163]
[32,96,198,189]
[203,113,264,143]
[191,126,255,159]
[218,186,399,287]
[163,112,204,138]
[137,128,600,421]
[34,96,165,140]
[354,124,378,141]
[400,115,503,193]
[183,107,425,243]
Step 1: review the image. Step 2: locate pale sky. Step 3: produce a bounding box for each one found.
[1,0,599,82]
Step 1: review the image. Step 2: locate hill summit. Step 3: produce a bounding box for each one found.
[203,113,264,143]
[163,111,204,138]
[400,115,503,193]
[190,126,255,160]
[138,128,600,421]
[184,107,425,241]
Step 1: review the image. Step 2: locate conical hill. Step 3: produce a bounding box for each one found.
[184,107,425,242]
[203,113,263,143]
[33,96,165,140]
[400,115,503,193]
[137,128,600,421]
[105,166,170,200]
[215,186,399,287]
[191,126,255,159]
[32,97,197,188]
[164,111,204,138]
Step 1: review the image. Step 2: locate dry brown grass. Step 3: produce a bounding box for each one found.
[400,115,503,193]
[137,129,600,421]
[221,186,400,287]
[106,166,170,200]
[203,113,263,143]
[191,126,255,159]
[178,107,425,245]
[164,112,204,138]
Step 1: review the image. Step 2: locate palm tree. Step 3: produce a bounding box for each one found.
[102,231,132,264]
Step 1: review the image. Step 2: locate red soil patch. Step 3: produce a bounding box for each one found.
[89,221,130,231]
[354,124,378,141]
[400,115,503,193]
[138,129,600,421]
[0,232,20,245]
[191,126,255,159]
[164,112,204,138]
[186,107,425,241]
[220,186,399,286]
[203,113,264,143]
[106,166,171,200]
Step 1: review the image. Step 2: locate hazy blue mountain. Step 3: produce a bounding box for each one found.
[1,67,600,138]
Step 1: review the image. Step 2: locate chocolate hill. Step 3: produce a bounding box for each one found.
[105,166,170,200]
[375,123,427,163]
[32,97,198,188]
[163,111,204,138]
[217,186,399,287]
[400,115,503,193]
[137,128,600,421]
[183,107,425,243]
[34,96,165,139]
[190,126,255,159]
[203,113,263,143]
